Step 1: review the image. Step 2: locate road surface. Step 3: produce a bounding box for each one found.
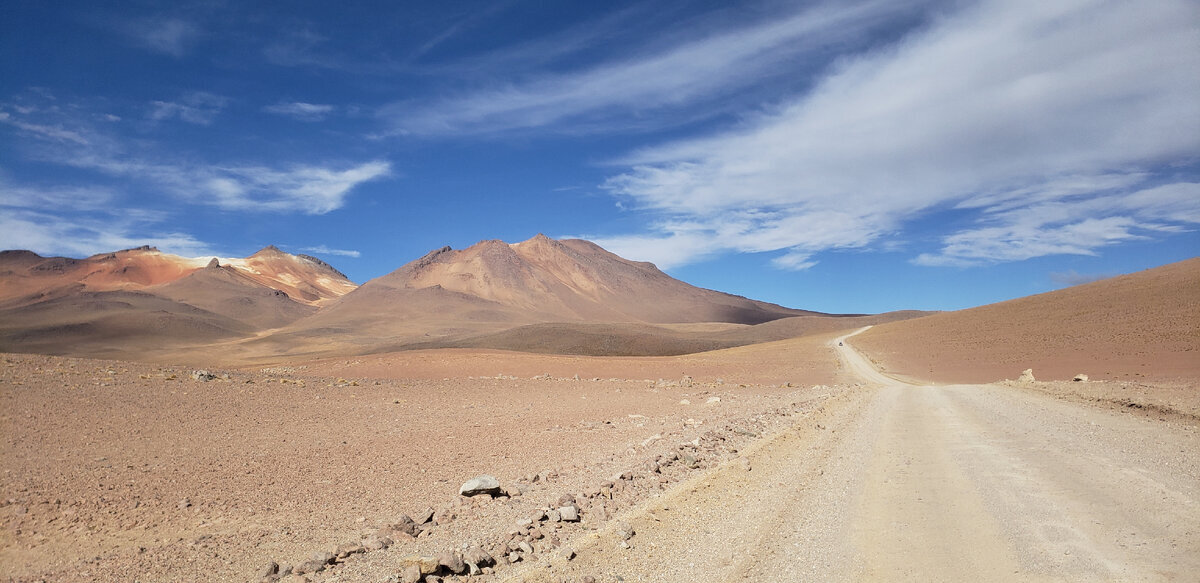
[511,327,1200,582]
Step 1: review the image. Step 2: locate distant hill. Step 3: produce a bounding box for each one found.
[0,236,925,363]
[853,258,1200,383]
[0,246,355,358]
[237,234,827,360]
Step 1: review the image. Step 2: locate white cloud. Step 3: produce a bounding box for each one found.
[214,161,393,214]
[0,209,215,258]
[120,17,200,57]
[1,99,391,215]
[0,111,89,144]
[599,0,1200,268]
[0,176,113,210]
[263,101,335,121]
[148,92,229,125]
[380,0,919,136]
[300,245,361,258]
[585,231,722,271]
[915,182,1200,266]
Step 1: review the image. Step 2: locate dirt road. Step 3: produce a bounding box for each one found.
[512,327,1200,582]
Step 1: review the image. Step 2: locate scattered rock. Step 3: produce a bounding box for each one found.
[463,545,494,567]
[363,535,392,551]
[293,559,327,575]
[258,560,279,578]
[190,370,217,382]
[1018,368,1036,383]
[616,522,635,540]
[459,475,502,497]
[436,550,465,574]
[399,563,422,583]
[705,396,721,405]
[335,542,364,558]
[558,505,580,522]
[1073,373,1089,382]
[398,555,440,576]
[393,515,419,537]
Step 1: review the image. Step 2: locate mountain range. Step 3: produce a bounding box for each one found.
[1,236,1195,382]
[1,235,896,363]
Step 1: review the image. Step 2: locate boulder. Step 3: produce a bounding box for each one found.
[463,545,494,567]
[436,550,466,574]
[1073,373,1089,382]
[459,475,502,497]
[398,555,440,576]
[392,515,419,537]
[1017,368,1035,383]
[558,505,580,522]
[399,564,422,583]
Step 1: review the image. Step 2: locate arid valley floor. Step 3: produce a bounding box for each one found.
[1,240,1197,582]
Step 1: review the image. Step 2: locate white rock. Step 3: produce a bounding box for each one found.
[459,475,501,497]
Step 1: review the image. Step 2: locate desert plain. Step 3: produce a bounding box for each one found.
[1,238,1197,582]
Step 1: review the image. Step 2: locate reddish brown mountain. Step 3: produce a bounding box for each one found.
[249,235,815,358]
[854,257,1200,383]
[1,236,918,363]
[0,246,356,358]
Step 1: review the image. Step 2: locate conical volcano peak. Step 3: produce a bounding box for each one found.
[250,245,285,257]
[358,235,805,325]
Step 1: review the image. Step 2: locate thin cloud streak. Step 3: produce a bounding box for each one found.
[300,245,361,258]
[2,98,391,215]
[117,17,201,57]
[148,92,229,125]
[381,0,916,136]
[263,101,335,121]
[0,208,216,258]
[599,0,1200,270]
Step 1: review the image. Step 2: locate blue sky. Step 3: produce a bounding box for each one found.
[1,0,1197,313]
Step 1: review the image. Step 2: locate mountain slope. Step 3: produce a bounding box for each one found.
[332,234,807,325]
[853,258,1200,382]
[241,234,814,359]
[0,246,356,359]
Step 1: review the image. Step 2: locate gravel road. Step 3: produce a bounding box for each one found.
[514,328,1200,582]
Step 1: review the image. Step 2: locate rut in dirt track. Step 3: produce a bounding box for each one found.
[513,327,1200,582]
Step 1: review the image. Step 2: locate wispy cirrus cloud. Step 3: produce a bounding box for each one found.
[597,0,1200,270]
[148,92,229,125]
[117,17,201,57]
[380,0,921,136]
[0,208,216,258]
[299,245,360,258]
[0,111,89,144]
[263,101,335,122]
[2,97,391,216]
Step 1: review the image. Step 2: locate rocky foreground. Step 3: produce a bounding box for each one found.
[0,351,843,582]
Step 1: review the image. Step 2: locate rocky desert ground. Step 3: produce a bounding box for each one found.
[2,241,1197,582]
